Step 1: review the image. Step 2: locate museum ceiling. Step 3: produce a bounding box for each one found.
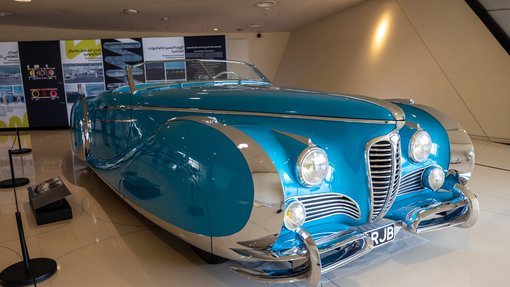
[0,0,366,32]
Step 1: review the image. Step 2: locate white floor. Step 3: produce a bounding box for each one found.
[0,131,508,287]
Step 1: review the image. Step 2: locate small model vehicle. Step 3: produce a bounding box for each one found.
[71,59,478,286]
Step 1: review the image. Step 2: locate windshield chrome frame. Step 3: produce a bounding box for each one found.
[125,59,270,94]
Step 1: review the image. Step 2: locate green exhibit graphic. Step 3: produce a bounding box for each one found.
[0,42,29,128]
[60,40,105,124]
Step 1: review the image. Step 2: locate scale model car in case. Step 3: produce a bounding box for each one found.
[71,59,478,286]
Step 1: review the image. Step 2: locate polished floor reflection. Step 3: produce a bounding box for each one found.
[0,131,508,287]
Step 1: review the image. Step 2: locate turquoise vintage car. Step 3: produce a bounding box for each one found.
[70,59,478,286]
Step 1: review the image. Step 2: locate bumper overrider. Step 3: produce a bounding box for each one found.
[230,182,479,287]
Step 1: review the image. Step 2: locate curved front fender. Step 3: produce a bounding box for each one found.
[120,116,284,258]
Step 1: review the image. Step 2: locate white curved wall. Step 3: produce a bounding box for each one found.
[274,0,510,142]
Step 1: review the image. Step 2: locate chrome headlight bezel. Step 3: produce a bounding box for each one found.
[297,146,329,187]
[409,130,432,163]
[284,201,306,231]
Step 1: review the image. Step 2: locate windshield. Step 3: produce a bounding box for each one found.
[124,59,270,93]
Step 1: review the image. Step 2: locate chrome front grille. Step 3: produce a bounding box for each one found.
[398,168,426,195]
[367,134,401,221]
[295,193,361,223]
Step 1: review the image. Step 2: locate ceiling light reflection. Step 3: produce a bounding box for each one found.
[237,143,249,149]
[371,13,391,57]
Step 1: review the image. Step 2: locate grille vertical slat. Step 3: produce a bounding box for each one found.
[367,134,401,221]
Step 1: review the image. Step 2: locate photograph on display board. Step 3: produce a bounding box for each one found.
[0,65,22,85]
[184,35,226,80]
[101,38,144,90]
[142,37,186,82]
[0,42,29,128]
[63,63,104,83]
[18,40,68,128]
[165,61,186,81]
[64,84,85,104]
[60,39,105,123]
[144,62,165,81]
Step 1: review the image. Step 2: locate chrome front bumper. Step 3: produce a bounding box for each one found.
[402,184,479,233]
[231,227,374,286]
[230,184,479,287]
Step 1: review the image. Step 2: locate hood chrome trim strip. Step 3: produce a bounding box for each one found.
[106,105,400,124]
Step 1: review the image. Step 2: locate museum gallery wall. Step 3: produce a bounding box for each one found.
[0,35,226,129]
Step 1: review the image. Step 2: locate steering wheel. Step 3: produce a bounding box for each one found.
[213,71,241,80]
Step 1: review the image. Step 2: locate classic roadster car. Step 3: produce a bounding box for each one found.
[71,59,478,286]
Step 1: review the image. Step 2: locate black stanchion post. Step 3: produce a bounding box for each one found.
[0,150,57,287]
[0,134,30,189]
[11,129,32,155]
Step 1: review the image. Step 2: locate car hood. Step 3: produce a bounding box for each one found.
[135,85,404,121]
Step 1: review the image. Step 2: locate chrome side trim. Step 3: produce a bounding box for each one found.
[168,116,285,260]
[94,119,138,123]
[414,104,475,184]
[106,105,398,124]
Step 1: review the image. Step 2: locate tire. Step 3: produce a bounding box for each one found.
[190,245,228,264]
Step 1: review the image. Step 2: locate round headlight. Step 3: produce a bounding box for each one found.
[284,201,306,231]
[297,146,329,186]
[423,166,445,191]
[409,131,432,163]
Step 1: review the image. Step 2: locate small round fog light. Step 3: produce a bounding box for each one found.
[423,166,445,191]
[284,201,306,231]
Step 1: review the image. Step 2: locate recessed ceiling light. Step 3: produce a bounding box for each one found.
[248,23,264,28]
[123,8,139,15]
[213,28,219,31]
[0,12,12,17]
[162,17,169,21]
[14,0,32,2]
[256,1,276,8]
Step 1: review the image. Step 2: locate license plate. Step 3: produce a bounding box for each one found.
[365,223,395,248]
